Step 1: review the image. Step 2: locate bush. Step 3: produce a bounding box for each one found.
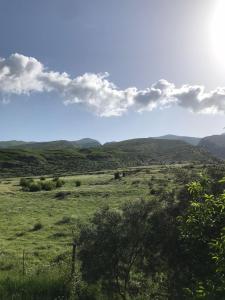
[21,177,65,192]
[55,178,65,188]
[114,172,120,180]
[75,180,81,187]
[31,222,43,231]
[29,182,42,192]
[19,178,33,187]
[41,181,55,191]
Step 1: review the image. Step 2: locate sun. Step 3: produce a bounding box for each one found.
[211,0,225,64]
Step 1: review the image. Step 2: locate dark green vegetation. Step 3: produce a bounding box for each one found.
[0,163,225,299]
[0,138,216,177]
[19,177,65,191]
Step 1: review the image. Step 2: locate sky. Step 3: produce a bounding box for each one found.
[0,0,225,143]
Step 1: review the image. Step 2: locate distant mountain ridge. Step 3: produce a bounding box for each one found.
[154,134,201,146]
[0,138,101,150]
[0,137,217,177]
[0,140,29,148]
[0,133,225,178]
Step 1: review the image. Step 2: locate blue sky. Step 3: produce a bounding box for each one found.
[0,0,225,143]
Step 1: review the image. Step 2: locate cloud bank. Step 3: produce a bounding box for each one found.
[1,53,225,116]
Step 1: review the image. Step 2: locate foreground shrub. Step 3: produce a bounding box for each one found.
[78,199,163,299]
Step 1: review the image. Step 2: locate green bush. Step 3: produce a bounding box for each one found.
[52,176,60,182]
[19,178,33,187]
[114,172,120,180]
[31,222,43,231]
[75,180,81,187]
[41,180,55,191]
[21,177,65,192]
[29,182,42,192]
[55,178,65,188]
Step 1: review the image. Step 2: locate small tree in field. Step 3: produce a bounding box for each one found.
[78,199,162,299]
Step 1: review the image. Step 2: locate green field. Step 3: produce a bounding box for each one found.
[0,164,202,275]
[1,163,223,300]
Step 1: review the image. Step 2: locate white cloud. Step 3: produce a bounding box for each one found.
[1,53,225,116]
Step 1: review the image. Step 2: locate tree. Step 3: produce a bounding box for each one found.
[177,178,225,298]
[78,199,163,299]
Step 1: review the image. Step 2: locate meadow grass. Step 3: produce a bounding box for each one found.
[0,164,205,298]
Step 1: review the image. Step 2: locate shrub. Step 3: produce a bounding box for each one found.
[31,222,43,231]
[29,182,42,192]
[19,178,33,188]
[21,177,64,192]
[55,178,65,188]
[41,181,55,191]
[75,180,81,187]
[114,172,120,180]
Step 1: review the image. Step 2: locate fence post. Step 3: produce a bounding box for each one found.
[71,242,76,277]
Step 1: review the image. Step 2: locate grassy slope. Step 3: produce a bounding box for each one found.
[0,138,216,177]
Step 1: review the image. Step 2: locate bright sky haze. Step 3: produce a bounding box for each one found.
[0,0,225,143]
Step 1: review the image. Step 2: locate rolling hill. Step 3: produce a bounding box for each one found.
[0,138,101,151]
[154,134,201,146]
[199,134,225,159]
[0,140,30,148]
[0,138,217,177]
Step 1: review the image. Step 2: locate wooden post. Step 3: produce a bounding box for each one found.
[71,242,76,277]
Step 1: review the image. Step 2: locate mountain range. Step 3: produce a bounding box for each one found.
[154,134,225,159]
[0,134,222,177]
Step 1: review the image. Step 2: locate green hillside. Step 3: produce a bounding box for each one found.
[0,140,29,148]
[0,139,101,151]
[0,138,216,177]
[199,134,225,159]
[155,134,201,145]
